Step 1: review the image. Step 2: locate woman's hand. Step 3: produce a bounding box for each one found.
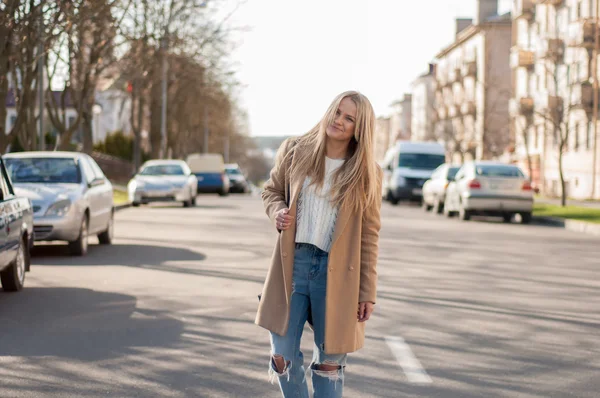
[275,208,294,231]
[358,302,374,322]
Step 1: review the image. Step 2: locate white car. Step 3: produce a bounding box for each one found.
[422,163,460,214]
[128,160,197,207]
[444,161,534,223]
[4,152,114,256]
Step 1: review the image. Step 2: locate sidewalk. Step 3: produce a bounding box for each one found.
[536,197,600,209]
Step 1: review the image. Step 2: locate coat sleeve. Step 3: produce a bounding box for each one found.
[261,137,295,230]
[359,167,383,304]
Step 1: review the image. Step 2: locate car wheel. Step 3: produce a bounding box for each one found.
[69,215,89,256]
[520,212,532,224]
[443,200,455,218]
[422,199,432,212]
[503,213,513,223]
[0,237,28,292]
[132,202,140,207]
[98,211,114,245]
[432,198,443,214]
[458,202,471,221]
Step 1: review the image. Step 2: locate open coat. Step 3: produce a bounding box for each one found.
[255,138,382,355]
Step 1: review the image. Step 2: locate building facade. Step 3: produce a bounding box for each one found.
[389,94,412,145]
[511,0,600,199]
[411,64,437,142]
[374,116,391,162]
[435,0,512,164]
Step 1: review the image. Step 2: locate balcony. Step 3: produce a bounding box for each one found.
[570,81,598,114]
[537,38,564,63]
[509,97,534,117]
[514,0,535,20]
[536,94,564,123]
[532,0,563,5]
[460,101,476,116]
[510,48,535,69]
[568,19,597,49]
[461,61,477,78]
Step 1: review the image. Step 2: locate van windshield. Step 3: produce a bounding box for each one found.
[398,154,445,170]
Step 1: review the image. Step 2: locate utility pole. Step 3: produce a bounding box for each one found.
[159,30,168,159]
[593,0,600,199]
[38,1,44,151]
[203,105,209,153]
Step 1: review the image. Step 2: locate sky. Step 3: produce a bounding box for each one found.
[227,0,511,137]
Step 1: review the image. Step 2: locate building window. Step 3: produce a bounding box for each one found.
[9,115,17,129]
[587,122,592,150]
[574,123,580,151]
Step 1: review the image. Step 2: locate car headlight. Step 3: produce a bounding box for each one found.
[131,180,146,191]
[45,199,72,217]
[396,176,406,187]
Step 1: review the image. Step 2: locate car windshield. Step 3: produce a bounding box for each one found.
[5,157,81,184]
[398,154,445,170]
[225,168,241,175]
[140,165,185,176]
[476,165,524,178]
[447,167,460,180]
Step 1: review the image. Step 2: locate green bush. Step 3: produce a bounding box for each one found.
[94,131,149,162]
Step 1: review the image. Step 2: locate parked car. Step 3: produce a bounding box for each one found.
[128,160,197,207]
[4,152,113,256]
[443,161,534,223]
[225,163,250,194]
[422,163,460,214]
[0,156,33,292]
[381,141,446,204]
[186,153,230,196]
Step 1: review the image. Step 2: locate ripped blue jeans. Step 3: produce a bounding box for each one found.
[269,243,347,398]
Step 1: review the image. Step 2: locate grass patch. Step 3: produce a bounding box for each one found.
[113,189,129,205]
[534,203,600,224]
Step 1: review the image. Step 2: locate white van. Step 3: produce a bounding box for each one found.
[381,141,446,204]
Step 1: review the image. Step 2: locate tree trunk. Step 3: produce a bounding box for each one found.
[558,145,566,207]
[149,80,162,159]
[82,109,94,154]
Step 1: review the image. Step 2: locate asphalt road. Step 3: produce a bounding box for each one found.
[0,195,599,398]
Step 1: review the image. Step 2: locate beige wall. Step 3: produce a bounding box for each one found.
[374,116,391,163]
[411,72,436,142]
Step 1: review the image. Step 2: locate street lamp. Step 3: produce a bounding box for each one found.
[92,104,102,145]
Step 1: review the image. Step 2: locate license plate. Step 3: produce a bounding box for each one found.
[412,188,422,195]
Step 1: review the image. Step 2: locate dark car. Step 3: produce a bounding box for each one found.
[225,163,250,194]
[0,156,34,292]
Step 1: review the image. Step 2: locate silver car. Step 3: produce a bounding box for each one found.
[128,160,197,207]
[4,152,114,256]
[444,161,534,223]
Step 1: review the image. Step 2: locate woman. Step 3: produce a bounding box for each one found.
[256,91,382,398]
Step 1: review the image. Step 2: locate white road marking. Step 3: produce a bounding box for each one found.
[385,336,432,384]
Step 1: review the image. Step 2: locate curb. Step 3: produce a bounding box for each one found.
[533,216,600,237]
[115,203,131,212]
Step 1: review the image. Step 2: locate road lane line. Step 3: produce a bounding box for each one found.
[385,336,432,384]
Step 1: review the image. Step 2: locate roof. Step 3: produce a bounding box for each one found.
[6,90,76,108]
[3,151,85,159]
[435,13,512,59]
[142,159,187,166]
[464,160,520,167]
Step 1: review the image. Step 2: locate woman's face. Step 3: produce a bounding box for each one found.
[326,97,357,145]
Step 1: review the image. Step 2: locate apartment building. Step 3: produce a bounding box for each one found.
[434,0,512,164]
[389,94,412,145]
[411,64,437,142]
[511,0,600,199]
[374,116,391,163]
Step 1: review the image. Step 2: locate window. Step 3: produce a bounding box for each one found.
[447,167,460,180]
[88,157,106,180]
[4,157,81,184]
[9,115,17,129]
[475,165,525,178]
[79,157,96,184]
[139,164,185,176]
[397,153,445,170]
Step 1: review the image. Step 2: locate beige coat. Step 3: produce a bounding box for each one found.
[255,138,382,355]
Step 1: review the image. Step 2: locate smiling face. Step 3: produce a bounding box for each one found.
[326,96,357,146]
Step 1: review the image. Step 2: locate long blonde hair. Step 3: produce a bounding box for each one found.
[290,91,379,212]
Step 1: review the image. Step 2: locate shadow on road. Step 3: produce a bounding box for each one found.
[0,287,184,361]
[31,243,206,266]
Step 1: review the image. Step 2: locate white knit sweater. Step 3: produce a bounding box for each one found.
[295,157,345,253]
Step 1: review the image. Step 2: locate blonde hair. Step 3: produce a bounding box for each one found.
[290,91,379,212]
